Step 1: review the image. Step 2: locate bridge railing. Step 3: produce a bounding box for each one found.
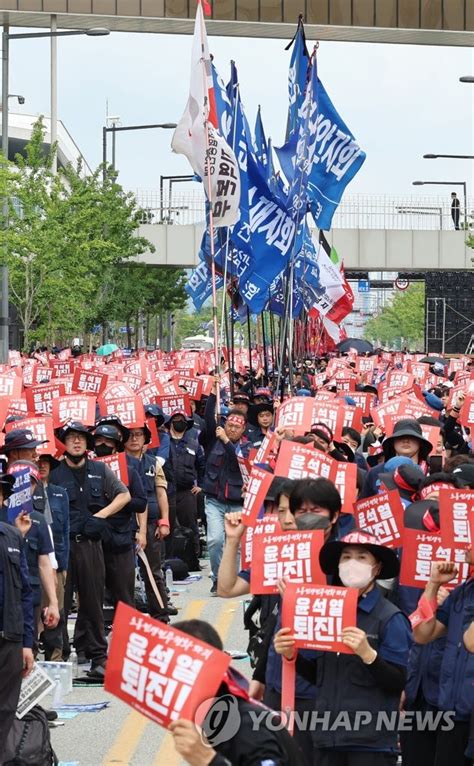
[134,190,474,231]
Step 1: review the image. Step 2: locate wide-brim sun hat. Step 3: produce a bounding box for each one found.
[382,418,433,461]
[319,530,400,580]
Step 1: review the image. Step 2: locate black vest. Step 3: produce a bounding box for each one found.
[51,459,108,535]
[311,591,407,750]
[169,433,200,490]
[0,522,25,642]
[203,439,246,503]
[136,452,160,520]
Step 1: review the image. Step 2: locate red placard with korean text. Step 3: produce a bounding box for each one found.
[94,453,129,485]
[274,441,357,515]
[275,397,317,435]
[460,395,474,429]
[51,395,97,427]
[104,602,231,728]
[240,514,278,569]
[25,382,66,416]
[72,368,108,396]
[0,373,22,398]
[5,415,55,456]
[250,529,325,595]
[399,528,471,589]
[282,583,358,653]
[157,394,191,417]
[137,381,166,406]
[439,488,474,551]
[241,467,275,527]
[100,382,136,403]
[353,490,404,548]
[99,394,145,429]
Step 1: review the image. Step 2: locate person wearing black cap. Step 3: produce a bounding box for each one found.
[92,423,147,616]
[0,473,34,744]
[124,424,171,622]
[451,462,474,489]
[361,419,433,499]
[50,421,131,678]
[275,531,412,765]
[0,428,48,467]
[165,410,205,571]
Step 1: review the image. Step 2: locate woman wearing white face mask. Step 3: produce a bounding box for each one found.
[274,531,412,766]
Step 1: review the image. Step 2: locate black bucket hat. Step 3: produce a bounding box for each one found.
[56,421,95,451]
[1,428,48,453]
[404,499,439,532]
[164,410,194,431]
[319,530,400,580]
[144,404,166,428]
[379,462,425,501]
[95,415,130,444]
[382,419,433,462]
[124,423,152,445]
[37,453,60,471]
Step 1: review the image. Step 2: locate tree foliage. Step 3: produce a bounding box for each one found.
[0,118,186,350]
[364,284,425,349]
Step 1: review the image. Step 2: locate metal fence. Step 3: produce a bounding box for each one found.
[134,190,474,232]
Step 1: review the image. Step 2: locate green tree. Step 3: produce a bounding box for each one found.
[0,118,152,350]
[364,284,425,349]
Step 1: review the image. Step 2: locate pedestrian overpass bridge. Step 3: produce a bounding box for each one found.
[135,193,474,272]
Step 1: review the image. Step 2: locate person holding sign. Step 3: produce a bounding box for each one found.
[275,531,412,765]
[413,557,474,765]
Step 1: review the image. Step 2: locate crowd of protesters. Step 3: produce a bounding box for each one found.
[0,345,473,766]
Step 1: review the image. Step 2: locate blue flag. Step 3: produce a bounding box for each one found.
[286,19,309,140]
[254,106,268,168]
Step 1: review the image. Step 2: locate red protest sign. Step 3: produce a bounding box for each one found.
[240,514,279,569]
[137,381,166,406]
[25,382,66,416]
[94,453,129,485]
[386,371,414,391]
[146,417,161,450]
[72,368,108,396]
[275,397,317,435]
[7,397,27,416]
[254,433,279,467]
[282,583,358,653]
[419,425,441,451]
[5,415,55,455]
[28,366,53,386]
[241,466,275,527]
[274,441,357,515]
[355,357,375,376]
[157,394,191,417]
[353,490,404,548]
[399,528,471,589]
[0,397,10,430]
[50,359,75,378]
[105,602,231,728]
[439,488,474,550]
[333,404,363,440]
[460,395,474,429]
[99,395,145,429]
[0,373,22,398]
[349,392,375,418]
[100,382,136,403]
[51,395,97,428]
[121,374,143,393]
[250,529,325,595]
[174,376,203,402]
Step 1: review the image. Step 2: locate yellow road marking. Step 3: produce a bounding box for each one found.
[152,599,241,766]
[102,600,207,766]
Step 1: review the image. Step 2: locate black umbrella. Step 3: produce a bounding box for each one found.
[419,356,447,366]
[337,338,374,354]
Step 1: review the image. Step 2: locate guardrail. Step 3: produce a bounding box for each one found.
[134,190,474,232]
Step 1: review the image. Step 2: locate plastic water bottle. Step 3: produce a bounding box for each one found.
[69,648,79,679]
[52,671,63,709]
[165,566,173,591]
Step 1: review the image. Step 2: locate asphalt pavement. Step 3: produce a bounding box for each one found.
[46,566,251,766]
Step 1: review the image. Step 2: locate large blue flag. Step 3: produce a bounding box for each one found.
[185,259,223,311]
[286,17,309,140]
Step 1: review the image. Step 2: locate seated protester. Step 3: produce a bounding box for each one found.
[92,423,147,611]
[340,426,368,471]
[170,619,302,766]
[361,419,433,499]
[274,531,412,766]
[306,423,348,463]
[248,400,275,449]
[378,461,425,508]
[413,553,474,766]
[36,454,69,662]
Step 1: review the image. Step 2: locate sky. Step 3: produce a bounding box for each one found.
[7,25,474,200]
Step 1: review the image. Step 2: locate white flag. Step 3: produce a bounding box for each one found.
[171,1,240,227]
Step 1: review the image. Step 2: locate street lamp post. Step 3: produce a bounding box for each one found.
[412,180,468,231]
[102,122,177,183]
[0,24,109,362]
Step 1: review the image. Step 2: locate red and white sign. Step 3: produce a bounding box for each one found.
[104,603,230,728]
[26,382,66,416]
[241,467,275,527]
[72,368,108,396]
[94,452,129,485]
[282,583,358,653]
[157,394,191,417]
[51,395,97,428]
[137,382,166,406]
[399,528,471,589]
[353,490,404,548]
[5,415,55,456]
[240,514,279,569]
[0,373,22,398]
[250,530,325,595]
[275,397,317,435]
[460,395,474,429]
[439,488,474,551]
[99,394,145,429]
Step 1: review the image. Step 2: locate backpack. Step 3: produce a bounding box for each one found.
[3,706,58,766]
[172,525,200,571]
[164,557,189,581]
